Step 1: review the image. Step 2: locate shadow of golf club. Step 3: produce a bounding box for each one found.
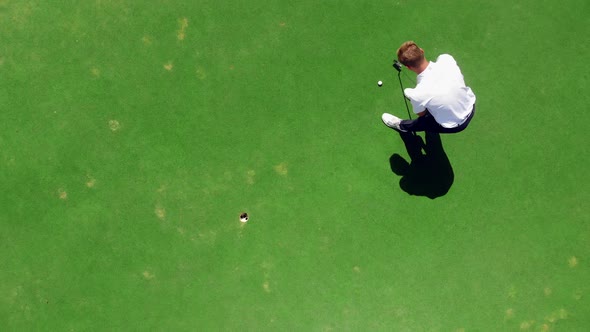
[389,131,454,199]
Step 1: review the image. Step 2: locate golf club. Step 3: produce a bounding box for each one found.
[393,59,412,120]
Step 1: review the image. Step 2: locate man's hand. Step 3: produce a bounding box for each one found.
[417,110,428,117]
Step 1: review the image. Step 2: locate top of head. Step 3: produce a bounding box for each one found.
[396,41,425,69]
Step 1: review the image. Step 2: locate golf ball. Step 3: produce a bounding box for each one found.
[239,212,249,223]
[378,80,383,87]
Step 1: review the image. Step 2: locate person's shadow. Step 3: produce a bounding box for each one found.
[389,131,454,199]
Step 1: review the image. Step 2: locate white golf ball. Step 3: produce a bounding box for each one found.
[239,212,249,223]
[378,80,383,87]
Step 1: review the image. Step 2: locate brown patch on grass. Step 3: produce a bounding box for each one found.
[274,162,288,176]
[263,280,271,293]
[57,188,67,200]
[142,271,155,280]
[86,175,96,188]
[519,320,534,330]
[177,17,188,40]
[164,61,173,71]
[155,206,166,220]
[90,67,100,77]
[246,170,256,185]
[541,323,550,331]
[141,35,152,45]
[544,287,552,296]
[573,290,582,300]
[196,66,206,80]
[353,266,361,273]
[545,309,568,324]
[507,286,517,299]
[568,256,578,267]
[279,22,286,27]
[108,120,121,131]
[505,308,514,320]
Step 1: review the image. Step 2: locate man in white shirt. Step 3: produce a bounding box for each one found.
[382,41,476,133]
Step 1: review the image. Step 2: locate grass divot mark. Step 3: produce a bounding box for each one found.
[57,188,67,200]
[505,308,514,320]
[246,170,256,185]
[164,61,173,71]
[544,287,552,296]
[86,176,96,188]
[155,206,166,220]
[519,320,534,330]
[141,35,152,45]
[568,256,578,267]
[274,162,288,176]
[263,280,271,293]
[90,67,100,77]
[108,120,121,131]
[142,271,155,280]
[177,17,188,40]
[196,66,206,80]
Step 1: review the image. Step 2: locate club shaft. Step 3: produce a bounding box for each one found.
[397,72,412,119]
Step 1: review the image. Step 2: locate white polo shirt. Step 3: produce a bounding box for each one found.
[404,54,476,128]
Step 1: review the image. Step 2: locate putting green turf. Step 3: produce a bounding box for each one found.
[1,0,589,330]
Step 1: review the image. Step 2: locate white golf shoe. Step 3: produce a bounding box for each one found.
[381,113,407,132]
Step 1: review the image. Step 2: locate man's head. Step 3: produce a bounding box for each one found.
[397,41,427,73]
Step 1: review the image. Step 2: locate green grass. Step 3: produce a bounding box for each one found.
[1,0,589,330]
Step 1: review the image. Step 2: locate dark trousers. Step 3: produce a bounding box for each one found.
[400,104,475,133]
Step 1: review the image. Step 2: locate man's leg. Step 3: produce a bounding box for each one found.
[399,113,443,133]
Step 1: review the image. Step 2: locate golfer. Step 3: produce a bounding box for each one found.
[382,41,476,133]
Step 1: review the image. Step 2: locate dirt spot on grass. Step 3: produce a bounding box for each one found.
[353,266,361,273]
[519,320,535,330]
[142,271,155,280]
[573,290,582,300]
[545,308,568,324]
[86,176,96,188]
[177,17,188,40]
[196,66,206,80]
[544,287,552,296]
[568,256,578,267]
[246,170,256,184]
[507,285,517,299]
[141,35,152,45]
[108,120,121,131]
[90,67,100,77]
[505,308,514,320]
[263,280,271,293]
[541,323,550,331]
[164,61,173,71]
[57,188,67,200]
[274,162,288,176]
[155,206,165,220]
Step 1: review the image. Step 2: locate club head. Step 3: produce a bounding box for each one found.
[393,60,402,72]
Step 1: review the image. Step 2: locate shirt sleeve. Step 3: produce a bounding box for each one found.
[404,88,426,115]
[436,54,456,66]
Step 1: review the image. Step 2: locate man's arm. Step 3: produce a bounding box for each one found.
[417,110,427,117]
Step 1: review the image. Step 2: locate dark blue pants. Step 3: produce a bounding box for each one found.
[400,104,475,133]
